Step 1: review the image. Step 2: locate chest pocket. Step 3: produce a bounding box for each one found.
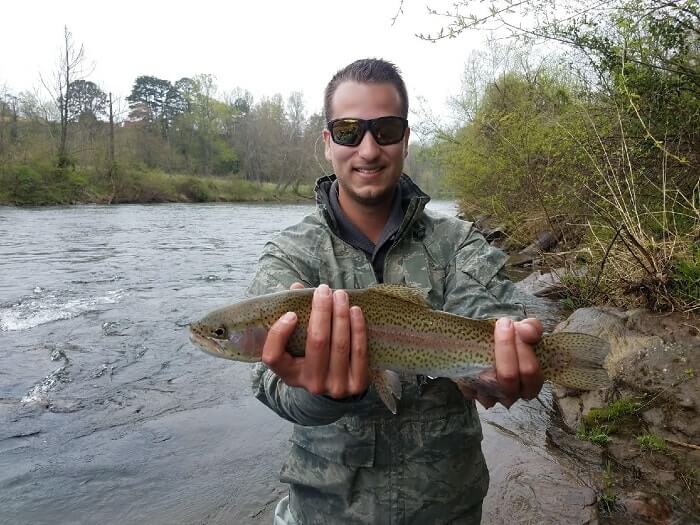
[458,239,508,289]
[387,240,445,309]
[289,417,376,468]
[317,239,376,289]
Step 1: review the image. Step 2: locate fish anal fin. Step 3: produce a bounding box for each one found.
[368,283,430,308]
[370,369,402,414]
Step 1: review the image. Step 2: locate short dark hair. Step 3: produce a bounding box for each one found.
[324,58,409,121]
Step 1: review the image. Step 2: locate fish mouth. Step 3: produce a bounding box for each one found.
[189,330,224,357]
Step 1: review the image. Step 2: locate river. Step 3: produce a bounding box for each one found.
[0,202,597,524]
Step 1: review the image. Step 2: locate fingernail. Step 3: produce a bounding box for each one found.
[317,284,331,297]
[282,312,296,323]
[334,290,347,305]
[497,318,513,330]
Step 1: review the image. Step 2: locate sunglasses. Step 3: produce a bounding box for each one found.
[327,116,408,147]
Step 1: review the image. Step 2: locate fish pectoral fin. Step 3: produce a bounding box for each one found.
[370,369,402,414]
[367,283,431,308]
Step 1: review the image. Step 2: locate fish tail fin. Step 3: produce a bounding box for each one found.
[536,332,611,390]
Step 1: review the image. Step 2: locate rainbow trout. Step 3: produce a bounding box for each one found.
[190,284,610,413]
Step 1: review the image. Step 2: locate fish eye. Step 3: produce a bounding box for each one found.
[213,327,226,338]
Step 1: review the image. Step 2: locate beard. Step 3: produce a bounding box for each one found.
[337,175,398,209]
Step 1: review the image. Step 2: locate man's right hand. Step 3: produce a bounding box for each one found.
[261,283,370,399]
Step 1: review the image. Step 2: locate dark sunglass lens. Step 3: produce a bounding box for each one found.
[373,117,405,145]
[331,120,362,146]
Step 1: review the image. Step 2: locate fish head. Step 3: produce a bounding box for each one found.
[189,303,268,363]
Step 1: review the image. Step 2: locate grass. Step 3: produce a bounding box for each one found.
[577,396,643,445]
[600,461,619,514]
[0,162,313,205]
[577,425,612,445]
[636,433,669,454]
[679,466,697,493]
[585,397,642,428]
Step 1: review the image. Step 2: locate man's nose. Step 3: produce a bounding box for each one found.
[357,129,381,159]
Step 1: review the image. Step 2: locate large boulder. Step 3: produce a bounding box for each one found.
[549,307,700,523]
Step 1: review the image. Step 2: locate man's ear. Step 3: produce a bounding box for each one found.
[403,127,411,158]
[322,129,332,161]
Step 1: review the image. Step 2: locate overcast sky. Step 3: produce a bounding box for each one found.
[1,0,482,124]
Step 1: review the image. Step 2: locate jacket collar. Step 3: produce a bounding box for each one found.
[314,174,430,236]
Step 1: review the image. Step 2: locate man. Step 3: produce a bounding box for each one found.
[248,58,544,524]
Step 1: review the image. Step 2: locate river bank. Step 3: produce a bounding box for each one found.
[511,251,700,523]
[0,165,314,206]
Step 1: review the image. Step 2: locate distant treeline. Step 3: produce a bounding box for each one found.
[0,29,443,205]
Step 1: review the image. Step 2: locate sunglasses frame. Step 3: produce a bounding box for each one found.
[326,116,409,147]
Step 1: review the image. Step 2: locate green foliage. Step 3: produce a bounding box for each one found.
[636,433,669,453]
[671,248,700,305]
[0,160,310,205]
[600,462,619,514]
[4,164,45,204]
[0,162,93,205]
[577,396,643,445]
[576,425,612,446]
[585,397,642,428]
[175,176,213,202]
[429,0,700,311]
[560,272,610,312]
[436,53,592,232]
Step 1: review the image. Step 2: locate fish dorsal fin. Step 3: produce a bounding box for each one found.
[368,283,430,308]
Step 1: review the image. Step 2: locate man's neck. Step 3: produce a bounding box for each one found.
[338,191,394,245]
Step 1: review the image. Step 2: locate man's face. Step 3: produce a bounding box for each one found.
[323,81,409,210]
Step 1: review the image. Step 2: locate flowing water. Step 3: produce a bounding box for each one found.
[0,202,596,524]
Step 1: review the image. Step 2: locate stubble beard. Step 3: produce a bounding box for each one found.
[340,177,396,209]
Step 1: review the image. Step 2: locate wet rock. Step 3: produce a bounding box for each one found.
[553,306,629,339]
[473,215,507,243]
[551,307,700,522]
[515,267,588,299]
[513,277,566,332]
[520,230,561,256]
[619,491,672,524]
[679,397,695,410]
[516,269,559,297]
[506,252,536,268]
[555,392,584,430]
[546,426,604,466]
[641,407,666,428]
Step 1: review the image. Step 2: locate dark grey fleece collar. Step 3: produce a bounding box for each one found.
[313,174,430,282]
[314,173,430,235]
[328,179,404,261]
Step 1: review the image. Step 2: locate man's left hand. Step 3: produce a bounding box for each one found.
[466,318,545,409]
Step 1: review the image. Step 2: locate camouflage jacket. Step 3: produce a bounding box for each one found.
[248,174,525,524]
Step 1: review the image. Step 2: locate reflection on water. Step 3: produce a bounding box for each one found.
[0,201,592,524]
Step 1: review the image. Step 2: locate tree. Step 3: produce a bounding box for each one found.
[0,88,19,156]
[41,26,88,167]
[126,75,174,137]
[66,80,106,122]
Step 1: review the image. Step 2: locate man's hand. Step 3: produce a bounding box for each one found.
[261,283,370,399]
[464,318,544,409]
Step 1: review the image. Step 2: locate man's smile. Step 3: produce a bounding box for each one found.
[353,166,384,176]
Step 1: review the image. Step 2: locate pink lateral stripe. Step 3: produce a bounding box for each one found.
[368,325,463,350]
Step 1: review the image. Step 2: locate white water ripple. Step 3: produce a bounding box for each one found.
[0,289,127,332]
